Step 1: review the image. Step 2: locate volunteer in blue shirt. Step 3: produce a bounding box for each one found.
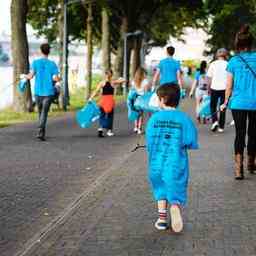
[152,46,183,90]
[26,43,60,141]
[221,25,256,180]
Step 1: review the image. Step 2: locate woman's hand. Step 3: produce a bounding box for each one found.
[220,103,227,112]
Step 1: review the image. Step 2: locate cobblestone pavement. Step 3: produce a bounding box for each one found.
[2,100,256,256]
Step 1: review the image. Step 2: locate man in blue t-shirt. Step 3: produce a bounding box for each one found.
[152,46,183,89]
[26,43,60,141]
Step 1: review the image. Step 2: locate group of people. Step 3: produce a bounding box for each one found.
[23,24,256,233]
[189,48,228,132]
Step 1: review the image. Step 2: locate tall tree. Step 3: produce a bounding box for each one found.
[85,2,93,100]
[11,0,33,112]
[101,7,111,72]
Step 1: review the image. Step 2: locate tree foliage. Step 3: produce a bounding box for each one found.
[205,0,256,53]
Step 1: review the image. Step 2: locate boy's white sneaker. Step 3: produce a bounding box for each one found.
[154,218,167,231]
[170,205,183,233]
[137,129,142,135]
[106,130,115,137]
[133,127,138,133]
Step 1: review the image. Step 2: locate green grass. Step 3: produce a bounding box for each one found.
[0,75,125,128]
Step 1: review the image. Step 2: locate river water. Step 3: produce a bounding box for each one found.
[0,66,13,110]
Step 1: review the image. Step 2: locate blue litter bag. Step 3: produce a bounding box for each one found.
[134,92,160,113]
[180,89,186,99]
[198,96,211,118]
[18,79,28,93]
[146,110,198,205]
[76,100,100,128]
[127,89,140,121]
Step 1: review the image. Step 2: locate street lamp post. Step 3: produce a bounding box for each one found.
[62,0,69,111]
[123,30,143,95]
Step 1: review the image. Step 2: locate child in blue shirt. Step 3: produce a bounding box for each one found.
[146,83,198,232]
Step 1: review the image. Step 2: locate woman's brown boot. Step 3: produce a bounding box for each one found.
[247,154,256,174]
[235,154,244,180]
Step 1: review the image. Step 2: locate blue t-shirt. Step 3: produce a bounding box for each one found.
[157,57,181,85]
[227,52,256,110]
[146,110,198,205]
[194,70,200,81]
[31,58,59,96]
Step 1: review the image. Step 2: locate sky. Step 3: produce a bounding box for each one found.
[0,0,11,34]
[0,0,34,36]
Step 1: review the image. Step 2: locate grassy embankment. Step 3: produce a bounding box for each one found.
[0,75,125,128]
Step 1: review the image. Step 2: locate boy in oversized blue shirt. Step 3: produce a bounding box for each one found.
[146,84,198,232]
[25,43,60,141]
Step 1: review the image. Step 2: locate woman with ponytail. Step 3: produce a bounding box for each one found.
[221,24,256,180]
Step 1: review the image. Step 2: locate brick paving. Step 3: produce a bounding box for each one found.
[2,100,256,256]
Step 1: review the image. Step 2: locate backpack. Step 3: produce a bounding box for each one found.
[198,74,210,91]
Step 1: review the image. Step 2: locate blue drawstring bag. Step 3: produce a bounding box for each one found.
[198,95,211,118]
[127,89,140,121]
[76,100,100,128]
[18,79,28,93]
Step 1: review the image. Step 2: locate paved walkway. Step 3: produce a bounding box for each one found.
[1,100,256,256]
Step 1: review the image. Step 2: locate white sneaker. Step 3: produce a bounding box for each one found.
[218,128,224,133]
[170,205,183,233]
[133,127,138,133]
[154,218,167,231]
[211,121,219,132]
[137,129,142,135]
[106,130,115,137]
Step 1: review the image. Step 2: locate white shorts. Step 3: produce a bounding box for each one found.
[195,88,208,100]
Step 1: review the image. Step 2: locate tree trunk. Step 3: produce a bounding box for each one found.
[131,37,142,77]
[114,16,128,95]
[113,16,128,78]
[101,8,111,73]
[11,0,32,112]
[85,3,93,100]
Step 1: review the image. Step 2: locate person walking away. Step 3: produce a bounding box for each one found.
[25,43,60,141]
[221,25,256,180]
[146,84,198,232]
[89,69,124,137]
[131,67,151,134]
[152,46,183,90]
[207,48,228,132]
[189,61,209,123]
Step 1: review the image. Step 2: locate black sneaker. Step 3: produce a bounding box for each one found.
[98,129,104,138]
[37,128,46,141]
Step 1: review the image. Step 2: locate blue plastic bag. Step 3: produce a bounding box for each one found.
[134,92,160,113]
[76,100,100,128]
[198,96,211,118]
[18,79,28,93]
[127,89,140,121]
[180,89,186,99]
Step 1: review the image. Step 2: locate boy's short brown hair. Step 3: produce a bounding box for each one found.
[166,46,175,56]
[157,83,180,107]
[40,43,51,55]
